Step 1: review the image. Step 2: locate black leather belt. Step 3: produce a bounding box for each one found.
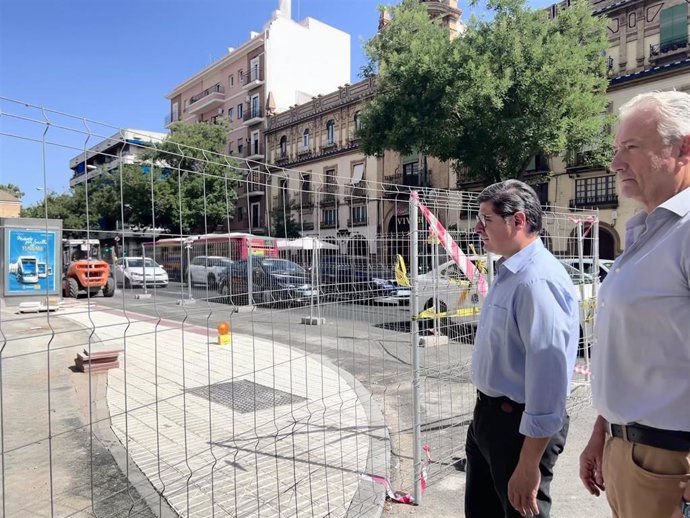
[608,423,690,452]
[476,390,526,412]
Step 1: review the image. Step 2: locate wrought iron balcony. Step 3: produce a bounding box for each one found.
[243,107,265,125]
[293,192,314,208]
[569,194,618,209]
[346,180,369,203]
[242,67,264,89]
[650,36,689,60]
[566,151,605,173]
[188,84,225,114]
[320,182,338,205]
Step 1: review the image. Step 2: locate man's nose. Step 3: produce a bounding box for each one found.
[610,150,624,172]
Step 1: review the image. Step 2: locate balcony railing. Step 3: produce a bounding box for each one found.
[243,67,264,87]
[347,217,368,227]
[245,144,263,160]
[569,193,618,209]
[164,113,180,127]
[320,182,338,205]
[293,192,314,208]
[243,107,265,124]
[566,151,605,172]
[650,35,689,58]
[189,84,224,105]
[241,171,266,196]
[346,180,368,203]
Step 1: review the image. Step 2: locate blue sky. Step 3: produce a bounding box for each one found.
[0,0,552,206]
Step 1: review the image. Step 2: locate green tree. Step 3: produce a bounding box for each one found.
[20,187,97,237]
[271,201,301,238]
[360,0,612,183]
[0,183,24,199]
[148,120,240,234]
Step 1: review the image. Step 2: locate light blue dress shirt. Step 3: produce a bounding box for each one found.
[470,239,580,438]
[592,187,690,431]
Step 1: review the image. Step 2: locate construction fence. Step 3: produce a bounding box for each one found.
[0,99,598,517]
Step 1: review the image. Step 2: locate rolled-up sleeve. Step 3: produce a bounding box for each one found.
[514,279,577,437]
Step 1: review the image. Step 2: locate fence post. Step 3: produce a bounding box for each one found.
[410,194,423,504]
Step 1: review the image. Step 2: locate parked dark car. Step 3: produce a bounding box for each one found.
[217,257,318,307]
[317,255,403,303]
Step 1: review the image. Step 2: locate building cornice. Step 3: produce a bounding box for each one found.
[608,58,690,90]
[166,36,265,99]
[266,77,376,134]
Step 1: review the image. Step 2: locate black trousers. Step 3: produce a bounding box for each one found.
[464,394,569,518]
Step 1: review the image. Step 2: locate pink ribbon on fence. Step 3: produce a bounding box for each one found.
[360,473,416,504]
[411,192,489,296]
[360,444,433,505]
[568,215,599,238]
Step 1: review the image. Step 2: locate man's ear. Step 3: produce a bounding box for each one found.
[680,135,690,158]
[513,211,528,230]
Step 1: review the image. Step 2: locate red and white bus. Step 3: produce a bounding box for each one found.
[143,233,279,281]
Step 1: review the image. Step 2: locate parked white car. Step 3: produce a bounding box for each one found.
[414,256,595,334]
[559,257,614,282]
[187,255,233,288]
[114,257,169,288]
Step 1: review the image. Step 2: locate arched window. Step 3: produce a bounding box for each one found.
[326,120,335,144]
[354,111,362,131]
[303,128,310,149]
[279,135,287,158]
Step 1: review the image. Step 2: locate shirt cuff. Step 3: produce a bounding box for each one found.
[519,411,565,438]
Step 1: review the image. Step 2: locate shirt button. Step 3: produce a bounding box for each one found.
[615,268,621,273]
[601,302,606,308]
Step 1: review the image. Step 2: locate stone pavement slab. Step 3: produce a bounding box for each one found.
[59,303,385,517]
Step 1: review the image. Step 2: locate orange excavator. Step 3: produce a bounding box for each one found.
[62,239,115,298]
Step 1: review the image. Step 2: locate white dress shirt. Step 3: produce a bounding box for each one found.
[591,187,690,431]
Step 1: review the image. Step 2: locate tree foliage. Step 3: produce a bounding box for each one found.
[21,121,241,236]
[0,183,24,199]
[360,0,612,183]
[271,201,301,238]
[148,120,239,234]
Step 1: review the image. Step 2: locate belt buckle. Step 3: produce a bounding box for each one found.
[607,422,629,441]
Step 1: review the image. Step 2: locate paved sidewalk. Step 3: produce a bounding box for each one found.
[58,303,386,518]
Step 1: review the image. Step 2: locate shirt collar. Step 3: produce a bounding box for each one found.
[499,238,544,274]
[657,186,690,217]
[626,186,690,233]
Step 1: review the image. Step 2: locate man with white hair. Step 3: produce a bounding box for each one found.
[579,90,690,518]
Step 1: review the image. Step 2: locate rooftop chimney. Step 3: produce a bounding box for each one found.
[279,0,291,19]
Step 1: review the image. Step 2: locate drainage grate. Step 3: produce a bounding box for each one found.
[185,379,306,414]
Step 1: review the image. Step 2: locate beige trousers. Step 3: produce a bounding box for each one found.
[602,435,690,518]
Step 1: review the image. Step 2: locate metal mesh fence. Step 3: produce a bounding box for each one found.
[0,98,598,516]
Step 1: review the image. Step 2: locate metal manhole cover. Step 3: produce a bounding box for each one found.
[186,379,306,414]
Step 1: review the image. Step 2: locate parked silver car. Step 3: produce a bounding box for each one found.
[186,255,233,288]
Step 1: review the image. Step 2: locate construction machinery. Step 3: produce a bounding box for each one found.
[62,239,115,298]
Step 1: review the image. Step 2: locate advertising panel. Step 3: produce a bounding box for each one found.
[4,228,59,295]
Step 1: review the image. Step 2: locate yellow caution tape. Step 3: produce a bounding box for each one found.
[413,306,481,320]
[395,254,410,287]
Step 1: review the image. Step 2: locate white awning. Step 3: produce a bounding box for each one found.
[351,163,364,185]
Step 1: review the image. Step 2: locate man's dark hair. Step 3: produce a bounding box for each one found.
[477,179,543,234]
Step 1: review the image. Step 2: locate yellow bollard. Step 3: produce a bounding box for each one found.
[217,321,232,346]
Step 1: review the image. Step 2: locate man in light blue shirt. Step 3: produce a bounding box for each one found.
[579,92,690,518]
[466,180,579,518]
